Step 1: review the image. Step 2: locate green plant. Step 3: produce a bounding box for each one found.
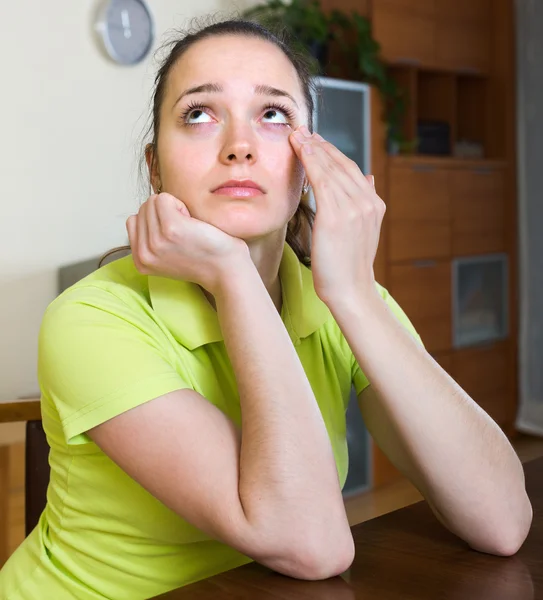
[243,0,329,55]
[243,0,410,147]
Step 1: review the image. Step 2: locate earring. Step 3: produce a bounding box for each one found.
[156,184,162,194]
[302,183,310,195]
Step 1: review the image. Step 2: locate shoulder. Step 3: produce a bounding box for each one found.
[40,255,165,365]
[44,254,148,323]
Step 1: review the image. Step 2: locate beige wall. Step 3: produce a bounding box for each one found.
[0,0,253,401]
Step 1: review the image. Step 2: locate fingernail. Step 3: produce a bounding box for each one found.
[300,125,311,138]
[293,131,306,144]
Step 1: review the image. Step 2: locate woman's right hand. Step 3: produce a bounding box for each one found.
[126,192,249,294]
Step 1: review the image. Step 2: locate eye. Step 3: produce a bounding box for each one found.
[181,103,213,126]
[261,103,295,126]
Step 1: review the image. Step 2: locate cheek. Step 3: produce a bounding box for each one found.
[158,138,213,205]
[261,135,303,185]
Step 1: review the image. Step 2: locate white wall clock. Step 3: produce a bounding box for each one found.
[95,0,154,65]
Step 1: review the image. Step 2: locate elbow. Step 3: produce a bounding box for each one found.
[472,495,533,558]
[290,533,355,580]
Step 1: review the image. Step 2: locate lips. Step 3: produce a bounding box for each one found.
[212,180,265,194]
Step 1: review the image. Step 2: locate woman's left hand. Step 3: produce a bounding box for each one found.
[289,125,386,307]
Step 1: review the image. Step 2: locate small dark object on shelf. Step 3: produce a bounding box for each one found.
[417,120,451,156]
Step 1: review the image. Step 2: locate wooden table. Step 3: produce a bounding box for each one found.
[0,397,41,424]
[154,456,543,599]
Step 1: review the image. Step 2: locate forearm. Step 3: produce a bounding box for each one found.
[214,260,351,559]
[331,288,532,555]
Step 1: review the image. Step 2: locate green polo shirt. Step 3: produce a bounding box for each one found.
[0,243,421,600]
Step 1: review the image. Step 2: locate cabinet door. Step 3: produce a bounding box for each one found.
[388,166,450,220]
[389,261,451,352]
[435,0,490,25]
[451,168,505,255]
[388,165,451,261]
[434,0,491,73]
[450,342,509,425]
[389,221,451,261]
[436,22,490,73]
[372,0,436,66]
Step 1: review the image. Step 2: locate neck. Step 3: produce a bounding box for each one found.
[202,232,285,313]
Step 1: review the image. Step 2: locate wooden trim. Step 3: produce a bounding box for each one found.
[389,156,507,169]
[499,0,519,429]
[0,399,41,424]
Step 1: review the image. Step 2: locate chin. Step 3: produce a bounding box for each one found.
[214,220,278,241]
[206,207,289,242]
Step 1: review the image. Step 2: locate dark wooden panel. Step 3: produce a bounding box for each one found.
[432,352,453,374]
[450,341,509,425]
[389,261,452,352]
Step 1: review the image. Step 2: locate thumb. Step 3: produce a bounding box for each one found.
[159,192,192,218]
[177,202,191,218]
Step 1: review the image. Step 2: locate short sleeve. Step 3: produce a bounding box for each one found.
[38,285,191,445]
[351,284,424,395]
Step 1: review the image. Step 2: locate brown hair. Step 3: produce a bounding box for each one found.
[100,16,316,268]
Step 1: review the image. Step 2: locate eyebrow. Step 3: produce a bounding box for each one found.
[172,82,299,110]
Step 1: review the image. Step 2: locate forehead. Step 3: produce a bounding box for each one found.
[165,34,306,105]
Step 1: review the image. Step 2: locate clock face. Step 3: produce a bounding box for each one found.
[97,0,154,65]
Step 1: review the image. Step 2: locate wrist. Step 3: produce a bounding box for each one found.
[325,284,384,321]
[212,252,261,299]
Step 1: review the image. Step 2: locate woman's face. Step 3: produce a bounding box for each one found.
[151,34,309,241]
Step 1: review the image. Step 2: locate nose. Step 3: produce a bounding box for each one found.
[219,121,257,165]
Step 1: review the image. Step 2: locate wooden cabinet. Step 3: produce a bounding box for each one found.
[386,159,506,261]
[388,165,450,220]
[435,0,490,23]
[435,0,491,73]
[389,261,451,352]
[388,165,451,261]
[372,0,436,66]
[372,0,491,73]
[451,167,505,255]
[450,342,509,426]
[389,221,450,261]
[435,22,490,74]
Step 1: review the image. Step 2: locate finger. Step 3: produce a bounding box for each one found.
[311,133,374,193]
[145,195,161,252]
[313,133,382,210]
[363,174,381,208]
[291,129,360,197]
[155,192,190,240]
[136,201,151,266]
[126,215,137,251]
[126,215,142,270]
[290,136,341,211]
[298,138,361,210]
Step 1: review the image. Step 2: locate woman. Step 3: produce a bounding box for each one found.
[0,17,532,600]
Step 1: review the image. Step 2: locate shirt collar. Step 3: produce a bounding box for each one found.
[148,243,330,350]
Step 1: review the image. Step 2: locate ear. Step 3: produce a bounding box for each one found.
[145,143,161,193]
